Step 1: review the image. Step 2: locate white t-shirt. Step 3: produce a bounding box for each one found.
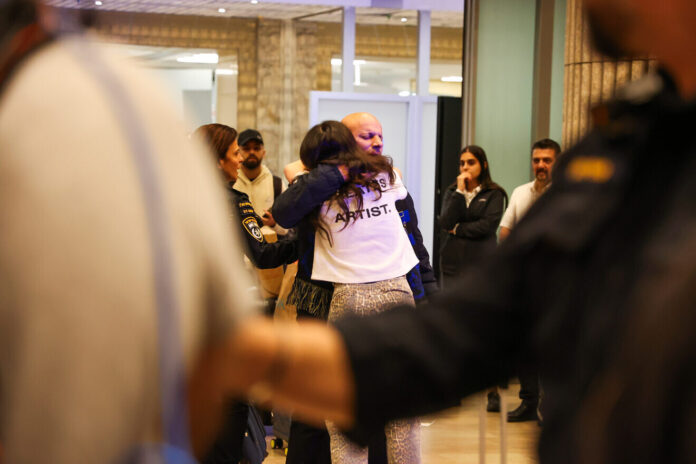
[311,170,418,284]
[500,180,548,229]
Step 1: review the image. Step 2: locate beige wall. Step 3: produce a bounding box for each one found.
[88,9,462,172]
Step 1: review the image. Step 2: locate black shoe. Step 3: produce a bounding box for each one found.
[486,392,500,412]
[507,402,538,422]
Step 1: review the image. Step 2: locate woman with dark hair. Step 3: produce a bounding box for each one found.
[193,123,297,270]
[439,144,507,289]
[288,120,421,464]
[193,123,298,464]
[439,145,508,412]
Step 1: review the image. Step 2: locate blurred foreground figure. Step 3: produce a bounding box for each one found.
[0,1,254,462]
[224,1,696,462]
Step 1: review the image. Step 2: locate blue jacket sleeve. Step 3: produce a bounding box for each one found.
[395,194,438,298]
[272,164,345,229]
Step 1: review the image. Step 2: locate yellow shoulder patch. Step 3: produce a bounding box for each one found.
[566,156,615,183]
[243,216,264,243]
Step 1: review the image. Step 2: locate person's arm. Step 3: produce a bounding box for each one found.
[219,317,356,429]
[234,194,298,268]
[396,194,438,296]
[284,160,307,183]
[273,164,347,229]
[453,190,505,239]
[244,226,298,268]
[498,188,518,240]
[215,246,525,445]
[438,186,463,231]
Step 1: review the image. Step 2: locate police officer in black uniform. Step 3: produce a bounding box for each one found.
[194,123,297,464]
[194,123,297,270]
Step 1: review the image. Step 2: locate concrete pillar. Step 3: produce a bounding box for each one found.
[256,20,283,174]
[417,10,431,96]
[562,0,655,147]
[342,7,356,92]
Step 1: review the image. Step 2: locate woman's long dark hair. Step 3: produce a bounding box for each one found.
[300,120,394,242]
[460,144,508,204]
[193,123,237,162]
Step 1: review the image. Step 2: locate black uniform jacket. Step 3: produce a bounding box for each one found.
[273,164,438,301]
[228,184,298,269]
[335,73,696,463]
[438,184,505,277]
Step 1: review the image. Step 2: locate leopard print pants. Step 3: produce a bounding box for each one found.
[326,276,421,464]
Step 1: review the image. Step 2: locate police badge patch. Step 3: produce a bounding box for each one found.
[243,217,264,243]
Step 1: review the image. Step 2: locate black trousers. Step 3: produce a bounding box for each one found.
[286,420,388,464]
[517,362,539,405]
[203,402,249,464]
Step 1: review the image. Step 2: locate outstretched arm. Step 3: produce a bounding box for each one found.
[208,249,525,447]
[273,164,347,228]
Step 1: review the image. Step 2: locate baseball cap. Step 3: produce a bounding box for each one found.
[238,129,264,147]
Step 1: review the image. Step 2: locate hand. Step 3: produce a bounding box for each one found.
[284,160,307,183]
[457,172,472,191]
[261,210,276,227]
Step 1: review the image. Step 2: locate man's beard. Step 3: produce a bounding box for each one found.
[242,157,260,169]
[535,169,548,181]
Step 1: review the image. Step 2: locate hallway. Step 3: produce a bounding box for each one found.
[265,386,539,463]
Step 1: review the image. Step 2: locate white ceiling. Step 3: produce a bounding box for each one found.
[43,1,464,28]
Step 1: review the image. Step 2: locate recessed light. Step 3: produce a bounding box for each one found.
[250,0,259,4]
[218,8,226,13]
[398,90,410,97]
[177,53,219,64]
[400,17,408,23]
[94,0,103,5]
[441,76,463,83]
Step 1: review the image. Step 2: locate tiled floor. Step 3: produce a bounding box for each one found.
[264,387,539,463]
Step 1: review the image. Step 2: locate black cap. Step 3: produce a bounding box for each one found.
[238,129,264,147]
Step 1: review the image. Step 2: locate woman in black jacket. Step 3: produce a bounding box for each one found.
[439,145,507,290]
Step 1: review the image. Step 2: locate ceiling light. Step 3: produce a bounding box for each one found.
[94,0,103,5]
[398,90,410,97]
[331,58,367,66]
[218,8,226,13]
[177,53,219,64]
[250,0,259,4]
[441,75,463,83]
[400,17,408,23]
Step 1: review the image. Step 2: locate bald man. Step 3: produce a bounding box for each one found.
[344,112,437,297]
[276,112,437,464]
[282,113,437,301]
